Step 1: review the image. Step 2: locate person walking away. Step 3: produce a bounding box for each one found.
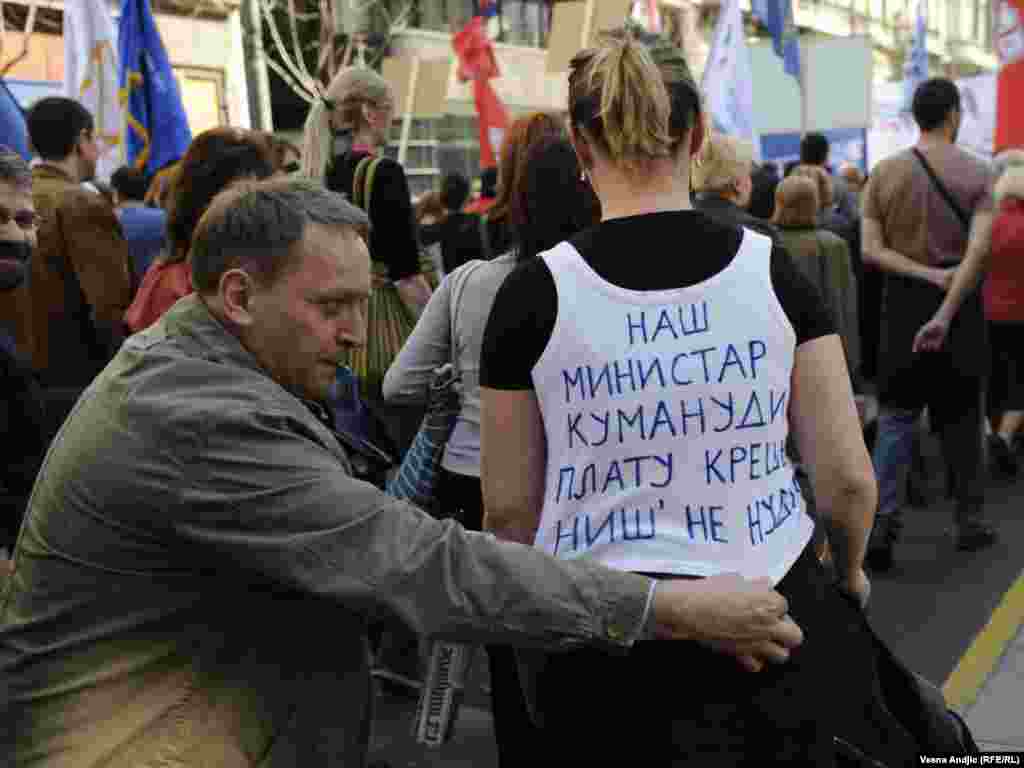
[481,34,913,766]
[110,166,166,282]
[21,97,133,433]
[1,176,802,768]
[773,174,860,387]
[800,132,859,230]
[862,77,997,570]
[982,150,1024,474]
[418,172,486,275]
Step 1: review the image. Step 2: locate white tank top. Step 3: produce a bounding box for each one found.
[532,228,813,583]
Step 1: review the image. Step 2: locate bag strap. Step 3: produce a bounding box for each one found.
[363,157,383,213]
[911,148,971,234]
[448,259,488,371]
[478,213,493,260]
[351,155,382,213]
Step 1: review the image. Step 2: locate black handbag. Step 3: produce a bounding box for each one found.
[840,592,981,763]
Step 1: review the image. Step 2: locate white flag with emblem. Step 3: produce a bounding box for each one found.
[701,0,760,159]
[65,0,124,180]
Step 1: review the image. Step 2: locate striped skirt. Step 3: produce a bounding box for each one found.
[346,257,438,399]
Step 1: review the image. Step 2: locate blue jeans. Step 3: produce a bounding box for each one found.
[871,407,920,519]
[872,396,985,522]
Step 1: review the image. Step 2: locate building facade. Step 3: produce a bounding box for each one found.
[0,0,251,148]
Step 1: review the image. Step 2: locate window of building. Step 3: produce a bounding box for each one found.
[174,66,228,136]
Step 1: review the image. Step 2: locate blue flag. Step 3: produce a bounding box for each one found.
[118,0,191,175]
[750,0,801,80]
[0,80,30,160]
[903,0,928,111]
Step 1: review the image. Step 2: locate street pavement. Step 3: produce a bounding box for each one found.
[367,428,1024,766]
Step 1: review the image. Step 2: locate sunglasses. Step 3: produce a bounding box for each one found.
[0,206,38,231]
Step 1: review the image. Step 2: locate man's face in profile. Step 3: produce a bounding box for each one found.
[244,223,371,402]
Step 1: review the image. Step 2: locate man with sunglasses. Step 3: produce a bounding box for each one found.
[22,98,132,427]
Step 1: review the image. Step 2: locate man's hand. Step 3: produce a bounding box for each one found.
[651,574,804,672]
[912,314,951,353]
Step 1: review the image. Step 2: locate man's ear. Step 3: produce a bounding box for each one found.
[219,269,257,327]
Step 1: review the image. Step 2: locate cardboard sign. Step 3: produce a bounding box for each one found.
[546,0,632,74]
[383,56,452,117]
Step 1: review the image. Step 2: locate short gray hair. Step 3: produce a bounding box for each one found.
[0,150,32,191]
[190,176,370,294]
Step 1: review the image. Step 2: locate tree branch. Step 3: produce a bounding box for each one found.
[0,1,37,79]
[259,0,319,100]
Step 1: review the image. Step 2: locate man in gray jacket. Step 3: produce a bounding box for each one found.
[1,178,800,767]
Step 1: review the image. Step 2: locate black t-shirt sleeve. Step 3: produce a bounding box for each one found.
[479,258,557,391]
[769,241,836,345]
[366,159,421,282]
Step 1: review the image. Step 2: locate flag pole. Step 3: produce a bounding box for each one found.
[799,52,807,136]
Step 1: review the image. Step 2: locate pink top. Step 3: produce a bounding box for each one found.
[125,260,193,333]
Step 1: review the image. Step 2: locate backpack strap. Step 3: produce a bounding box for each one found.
[351,155,384,214]
[363,157,383,213]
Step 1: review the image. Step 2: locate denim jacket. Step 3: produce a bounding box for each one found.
[0,295,649,767]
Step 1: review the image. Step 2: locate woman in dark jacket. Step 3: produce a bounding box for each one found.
[692,131,778,240]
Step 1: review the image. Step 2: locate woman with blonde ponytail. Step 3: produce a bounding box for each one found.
[479,33,915,766]
[301,67,432,458]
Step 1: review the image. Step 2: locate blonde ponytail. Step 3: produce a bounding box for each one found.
[300,98,334,180]
[569,35,674,177]
[300,67,394,181]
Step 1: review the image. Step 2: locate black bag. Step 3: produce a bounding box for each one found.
[841,593,980,762]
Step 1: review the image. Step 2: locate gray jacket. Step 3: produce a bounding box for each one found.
[383,252,519,477]
[0,295,649,768]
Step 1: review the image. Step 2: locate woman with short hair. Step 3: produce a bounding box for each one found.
[773,174,860,385]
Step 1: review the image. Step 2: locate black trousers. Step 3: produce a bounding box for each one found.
[437,467,543,768]
[532,545,919,767]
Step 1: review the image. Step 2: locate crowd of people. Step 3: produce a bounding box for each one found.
[0,28,1018,768]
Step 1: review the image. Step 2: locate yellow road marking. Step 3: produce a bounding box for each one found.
[944,571,1024,712]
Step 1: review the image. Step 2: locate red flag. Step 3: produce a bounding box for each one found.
[453,16,509,169]
[995,0,1024,150]
[473,78,509,169]
[452,16,500,82]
